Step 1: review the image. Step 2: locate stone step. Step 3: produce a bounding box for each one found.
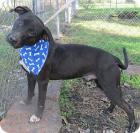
[0,80,63,133]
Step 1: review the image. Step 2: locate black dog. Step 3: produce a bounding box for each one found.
[7,6,138,132]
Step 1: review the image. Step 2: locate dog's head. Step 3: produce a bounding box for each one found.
[7,6,47,48]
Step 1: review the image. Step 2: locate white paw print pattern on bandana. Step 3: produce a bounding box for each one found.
[18,40,49,75]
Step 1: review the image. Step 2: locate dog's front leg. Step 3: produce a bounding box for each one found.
[26,73,36,104]
[29,78,49,123]
[20,73,36,105]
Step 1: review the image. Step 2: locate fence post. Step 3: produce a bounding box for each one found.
[65,0,71,23]
[13,0,16,20]
[14,0,16,8]
[32,0,37,14]
[56,0,60,39]
[76,0,79,9]
[65,0,68,23]
[71,0,77,16]
[115,0,117,8]
[65,0,78,23]
[110,0,112,8]
[67,1,72,23]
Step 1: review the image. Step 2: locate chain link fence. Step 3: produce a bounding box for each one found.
[66,0,140,62]
[78,0,140,21]
[0,0,139,120]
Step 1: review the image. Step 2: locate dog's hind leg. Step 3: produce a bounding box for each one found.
[109,94,138,132]
[102,85,137,132]
[24,73,36,104]
[118,99,139,133]
[95,79,116,113]
[97,70,138,133]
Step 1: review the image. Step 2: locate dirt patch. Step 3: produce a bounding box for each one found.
[59,79,140,133]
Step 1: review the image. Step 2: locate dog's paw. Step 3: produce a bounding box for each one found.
[29,114,40,123]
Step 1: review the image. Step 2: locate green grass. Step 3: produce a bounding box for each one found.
[121,73,140,89]
[77,7,140,16]
[63,21,140,64]
[79,2,137,9]
[59,80,75,118]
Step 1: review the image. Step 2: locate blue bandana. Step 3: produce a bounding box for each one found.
[18,39,49,76]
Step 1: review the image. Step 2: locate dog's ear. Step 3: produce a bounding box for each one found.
[42,26,54,43]
[42,34,49,40]
[10,6,32,15]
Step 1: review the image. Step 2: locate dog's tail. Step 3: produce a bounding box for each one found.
[114,48,128,70]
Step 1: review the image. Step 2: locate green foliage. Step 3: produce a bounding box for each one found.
[121,73,140,89]
[59,80,75,118]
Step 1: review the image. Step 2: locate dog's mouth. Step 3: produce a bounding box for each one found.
[7,33,43,49]
[6,35,22,49]
[13,44,22,49]
[8,37,36,49]
[10,41,22,49]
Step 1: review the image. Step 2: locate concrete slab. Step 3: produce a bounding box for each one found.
[0,80,63,133]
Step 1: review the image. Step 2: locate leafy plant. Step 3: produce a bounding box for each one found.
[121,73,140,89]
[59,80,75,118]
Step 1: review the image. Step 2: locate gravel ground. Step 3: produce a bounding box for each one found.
[59,79,140,133]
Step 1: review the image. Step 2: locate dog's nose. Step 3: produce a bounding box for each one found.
[8,35,17,43]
